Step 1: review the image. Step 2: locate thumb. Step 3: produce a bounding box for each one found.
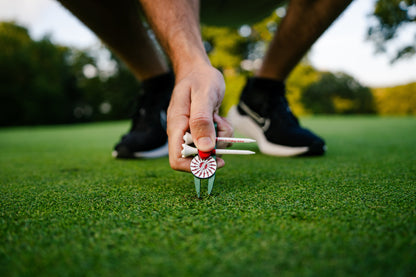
[189,99,216,152]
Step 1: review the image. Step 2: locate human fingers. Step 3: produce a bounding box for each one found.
[188,68,225,153]
[166,95,226,171]
[167,65,225,172]
[167,83,192,172]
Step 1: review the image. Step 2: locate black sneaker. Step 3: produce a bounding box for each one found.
[112,72,174,159]
[227,77,326,157]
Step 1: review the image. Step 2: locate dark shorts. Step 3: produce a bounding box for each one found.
[200,0,286,27]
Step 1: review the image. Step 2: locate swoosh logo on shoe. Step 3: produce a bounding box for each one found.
[239,102,271,132]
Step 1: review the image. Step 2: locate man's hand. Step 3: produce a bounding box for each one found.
[167,63,233,172]
[138,0,233,171]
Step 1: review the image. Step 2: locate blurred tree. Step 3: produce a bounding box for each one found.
[373,82,416,114]
[286,62,321,115]
[368,0,416,63]
[65,49,140,122]
[301,72,375,114]
[202,9,284,114]
[0,21,80,126]
[0,22,141,126]
[99,54,141,121]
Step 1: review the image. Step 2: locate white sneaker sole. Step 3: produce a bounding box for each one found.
[227,106,309,157]
[112,141,169,159]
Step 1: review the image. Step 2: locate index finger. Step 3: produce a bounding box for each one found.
[189,82,223,152]
[167,87,192,172]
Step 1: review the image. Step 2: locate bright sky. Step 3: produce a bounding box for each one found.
[1,0,415,87]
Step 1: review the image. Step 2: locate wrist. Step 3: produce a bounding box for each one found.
[173,55,212,81]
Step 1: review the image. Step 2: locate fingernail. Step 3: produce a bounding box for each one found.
[197,137,214,151]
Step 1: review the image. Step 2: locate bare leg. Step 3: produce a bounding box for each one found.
[57,0,168,80]
[257,0,353,80]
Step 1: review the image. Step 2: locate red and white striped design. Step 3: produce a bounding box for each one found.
[190,155,217,179]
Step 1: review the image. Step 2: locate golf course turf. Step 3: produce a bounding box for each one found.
[1,116,415,276]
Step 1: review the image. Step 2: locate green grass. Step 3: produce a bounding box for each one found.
[1,116,415,276]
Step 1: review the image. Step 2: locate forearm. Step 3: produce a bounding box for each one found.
[139,0,210,79]
[139,0,227,172]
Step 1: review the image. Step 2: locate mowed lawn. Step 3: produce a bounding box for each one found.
[0,116,415,276]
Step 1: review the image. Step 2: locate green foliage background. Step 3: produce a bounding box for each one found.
[368,0,416,62]
[202,11,415,117]
[0,22,78,125]
[1,0,415,126]
[0,22,140,126]
[373,82,416,115]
